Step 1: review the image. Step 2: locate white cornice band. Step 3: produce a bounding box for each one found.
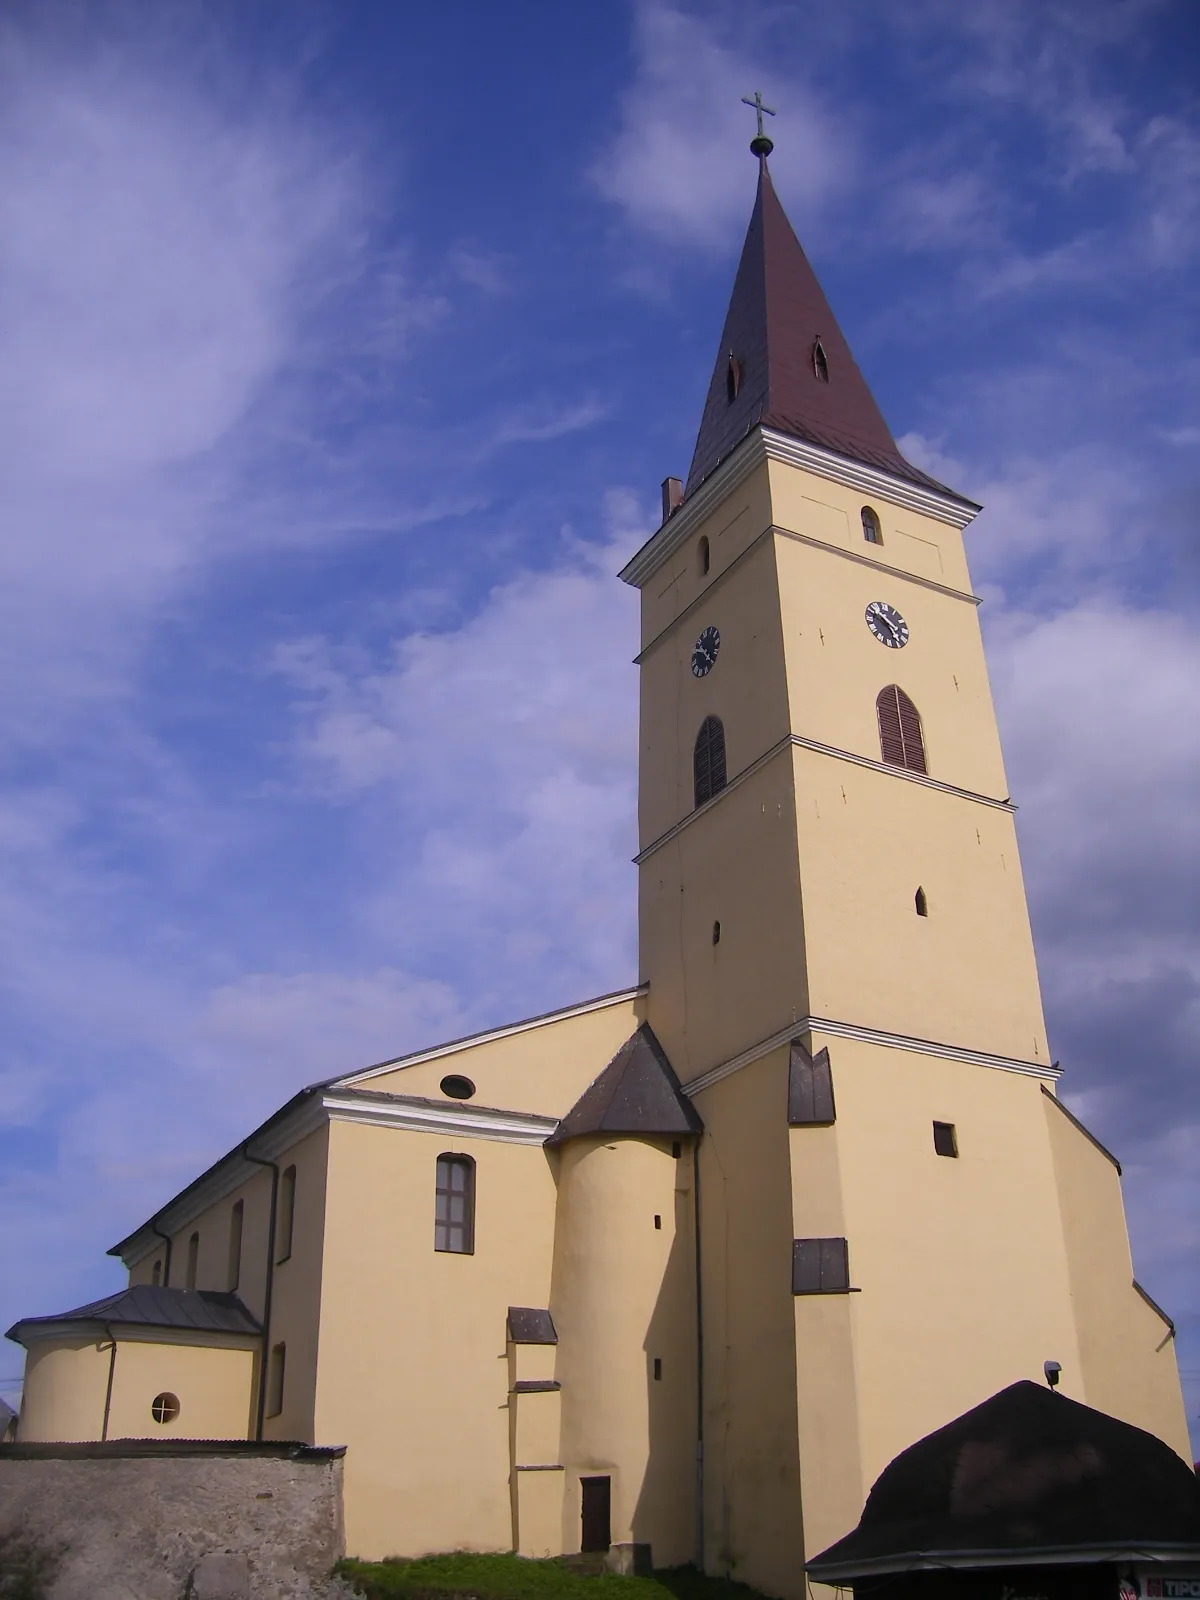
[619,428,980,590]
[684,1015,1058,1098]
[634,733,1013,866]
[322,1092,558,1147]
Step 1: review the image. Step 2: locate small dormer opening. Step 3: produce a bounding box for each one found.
[698,536,710,577]
[812,337,829,383]
[726,352,743,403]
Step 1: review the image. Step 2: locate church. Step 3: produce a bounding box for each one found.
[7,135,1190,1597]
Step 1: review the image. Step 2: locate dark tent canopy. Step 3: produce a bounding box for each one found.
[809,1381,1200,1587]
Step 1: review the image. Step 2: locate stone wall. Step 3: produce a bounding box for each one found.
[0,1440,347,1600]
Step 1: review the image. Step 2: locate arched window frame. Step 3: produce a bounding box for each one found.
[876,685,927,775]
[860,505,883,545]
[435,1153,476,1255]
[185,1231,199,1291]
[693,716,727,809]
[276,1165,296,1264]
[227,1198,244,1291]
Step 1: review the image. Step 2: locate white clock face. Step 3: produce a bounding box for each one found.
[692,625,720,677]
[865,601,909,649]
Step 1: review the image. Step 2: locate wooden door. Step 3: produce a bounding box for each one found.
[580,1476,611,1552]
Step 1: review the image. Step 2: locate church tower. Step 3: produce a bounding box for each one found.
[619,150,1189,1594]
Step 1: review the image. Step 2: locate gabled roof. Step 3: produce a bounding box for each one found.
[7,1285,260,1347]
[546,1024,703,1148]
[685,161,959,502]
[807,1380,1200,1581]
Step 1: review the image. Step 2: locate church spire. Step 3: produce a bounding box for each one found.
[685,152,952,500]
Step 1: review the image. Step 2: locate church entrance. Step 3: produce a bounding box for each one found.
[580,1476,611,1552]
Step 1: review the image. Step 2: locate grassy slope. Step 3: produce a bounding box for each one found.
[335,1553,772,1600]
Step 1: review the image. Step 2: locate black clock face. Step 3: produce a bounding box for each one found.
[691,625,720,677]
[865,601,909,649]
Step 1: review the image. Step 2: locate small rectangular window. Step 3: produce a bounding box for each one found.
[788,1042,836,1126]
[933,1121,959,1158]
[792,1237,851,1295]
[653,1357,662,1381]
[228,1199,244,1291]
[276,1166,296,1263]
[266,1342,286,1418]
[435,1155,476,1254]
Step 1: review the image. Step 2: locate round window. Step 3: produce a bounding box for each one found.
[439,1074,476,1101]
[151,1392,180,1425]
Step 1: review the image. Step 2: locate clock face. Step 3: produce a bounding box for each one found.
[691,625,720,677]
[865,601,909,649]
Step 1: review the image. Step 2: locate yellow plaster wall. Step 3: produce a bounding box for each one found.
[691,1054,806,1598]
[262,1124,330,1443]
[105,1336,256,1441]
[638,528,790,849]
[1042,1091,1190,1458]
[793,747,1048,1060]
[640,756,807,1083]
[313,1117,559,1560]
[551,1136,696,1567]
[766,458,974,596]
[773,513,1007,801]
[346,993,645,1119]
[17,1339,111,1442]
[821,1037,1083,1511]
[639,461,773,647]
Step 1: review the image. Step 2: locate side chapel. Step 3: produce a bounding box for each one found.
[8,139,1190,1596]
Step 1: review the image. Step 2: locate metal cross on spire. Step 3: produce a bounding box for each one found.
[741,90,776,158]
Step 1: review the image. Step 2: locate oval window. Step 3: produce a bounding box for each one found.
[151,1392,180,1425]
[440,1074,476,1101]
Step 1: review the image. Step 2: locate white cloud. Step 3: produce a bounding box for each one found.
[591,2,848,251]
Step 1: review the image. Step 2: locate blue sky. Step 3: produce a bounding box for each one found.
[1,0,1197,1448]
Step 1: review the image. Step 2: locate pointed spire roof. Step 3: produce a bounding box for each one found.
[686,162,953,500]
[546,1024,703,1148]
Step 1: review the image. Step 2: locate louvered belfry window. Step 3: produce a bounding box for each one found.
[876,686,927,774]
[693,716,727,808]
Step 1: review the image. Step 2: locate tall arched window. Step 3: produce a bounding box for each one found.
[860,505,882,545]
[435,1154,476,1255]
[693,716,727,808]
[185,1231,199,1291]
[877,686,927,774]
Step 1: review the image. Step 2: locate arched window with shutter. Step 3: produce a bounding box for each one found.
[876,686,927,774]
[693,716,727,808]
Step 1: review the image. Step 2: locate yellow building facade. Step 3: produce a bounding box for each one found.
[7,157,1187,1594]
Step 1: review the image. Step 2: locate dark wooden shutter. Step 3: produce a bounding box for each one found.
[693,716,727,808]
[877,685,927,774]
[896,687,927,774]
[788,1041,836,1125]
[792,1237,850,1295]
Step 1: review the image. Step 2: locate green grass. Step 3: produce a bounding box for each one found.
[334,1552,770,1600]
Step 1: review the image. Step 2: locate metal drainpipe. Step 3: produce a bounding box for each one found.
[100,1323,117,1441]
[149,1218,173,1286]
[243,1143,280,1442]
[692,1138,705,1573]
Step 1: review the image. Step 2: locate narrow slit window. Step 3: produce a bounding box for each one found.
[693,716,727,808]
[185,1231,199,1291]
[933,1121,959,1158]
[435,1154,476,1254]
[654,1214,662,1230]
[712,919,721,945]
[915,886,928,917]
[812,338,829,383]
[653,1358,662,1381]
[698,535,710,577]
[877,685,927,774]
[228,1199,244,1291]
[276,1165,296,1264]
[792,1237,850,1294]
[861,505,883,545]
[726,352,743,403]
[266,1343,286,1418]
